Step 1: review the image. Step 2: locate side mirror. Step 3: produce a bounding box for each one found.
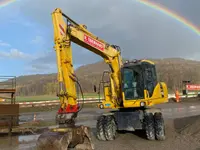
[93,85,97,92]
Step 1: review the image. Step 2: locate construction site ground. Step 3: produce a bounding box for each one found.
[1,98,200,150]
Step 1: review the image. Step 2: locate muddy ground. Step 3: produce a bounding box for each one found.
[1,116,200,150]
[92,116,200,150]
[1,98,200,150]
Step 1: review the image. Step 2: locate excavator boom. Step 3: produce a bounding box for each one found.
[52,8,124,125]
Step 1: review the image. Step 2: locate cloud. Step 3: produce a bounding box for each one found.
[31,36,44,44]
[18,0,200,70]
[0,40,11,47]
[0,49,32,59]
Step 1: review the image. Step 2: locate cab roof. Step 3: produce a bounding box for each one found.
[123,59,155,68]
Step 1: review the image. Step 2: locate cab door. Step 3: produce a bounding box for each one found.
[143,64,157,98]
[122,66,144,100]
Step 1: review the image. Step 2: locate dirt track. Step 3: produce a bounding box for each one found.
[2,100,200,150]
[28,116,200,150]
[19,100,200,122]
[2,117,200,150]
[91,117,200,150]
[33,100,200,150]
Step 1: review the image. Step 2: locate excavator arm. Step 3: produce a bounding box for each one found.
[52,8,123,125]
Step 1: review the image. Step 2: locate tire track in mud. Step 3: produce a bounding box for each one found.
[91,119,200,150]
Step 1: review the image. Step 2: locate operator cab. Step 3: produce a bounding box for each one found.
[122,59,157,100]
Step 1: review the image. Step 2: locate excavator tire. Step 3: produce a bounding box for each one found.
[104,115,117,141]
[154,112,166,141]
[96,115,106,141]
[144,112,155,140]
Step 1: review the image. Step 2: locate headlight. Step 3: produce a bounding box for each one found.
[140,102,145,107]
[99,104,104,109]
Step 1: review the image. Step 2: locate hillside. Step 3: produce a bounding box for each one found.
[12,58,200,96]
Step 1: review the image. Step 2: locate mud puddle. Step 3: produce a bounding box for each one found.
[0,119,97,150]
[0,134,39,150]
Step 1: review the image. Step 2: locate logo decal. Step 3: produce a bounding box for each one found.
[84,34,105,51]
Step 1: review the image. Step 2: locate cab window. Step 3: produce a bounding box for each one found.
[123,66,144,100]
[144,65,157,97]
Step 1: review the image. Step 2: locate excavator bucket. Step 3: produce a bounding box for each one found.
[36,125,95,150]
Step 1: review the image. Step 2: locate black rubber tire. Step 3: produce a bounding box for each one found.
[154,112,166,141]
[144,112,155,140]
[104,115,117,141]
[96,115,106,141]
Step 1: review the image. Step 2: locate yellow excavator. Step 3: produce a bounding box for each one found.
[39,8,169,146]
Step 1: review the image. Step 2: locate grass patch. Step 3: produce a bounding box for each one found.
[16,95,58,102]
[16,93,103,102]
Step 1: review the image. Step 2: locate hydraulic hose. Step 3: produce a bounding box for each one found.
[74,75,84,112]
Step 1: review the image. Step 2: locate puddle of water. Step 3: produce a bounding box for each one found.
[0,135,39,150]
[0,134,40,150]
[19,134,40,143]
[0,120,96,150]
[18,143,36,150]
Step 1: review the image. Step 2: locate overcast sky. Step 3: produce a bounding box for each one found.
[0,0,199,75]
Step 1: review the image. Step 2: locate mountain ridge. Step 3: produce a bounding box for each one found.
[13,57,200,96]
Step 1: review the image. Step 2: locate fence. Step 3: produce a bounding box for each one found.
[18,99,100,108]
[13,93,198,108]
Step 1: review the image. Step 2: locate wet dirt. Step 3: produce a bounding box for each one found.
[175,115,200,139]
[2,117,200,150]
[92,118,200,150]
[0,134,38,150]
[1,100,200,150]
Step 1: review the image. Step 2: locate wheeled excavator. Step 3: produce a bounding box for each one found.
[37,8,169,149]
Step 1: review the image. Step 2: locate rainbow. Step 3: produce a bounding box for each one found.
[137,0,200,36]
[0,0,16,8]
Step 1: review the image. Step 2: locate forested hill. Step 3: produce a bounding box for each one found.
[15,58,200,96]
